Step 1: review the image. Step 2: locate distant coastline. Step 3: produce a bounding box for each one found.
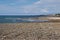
[0,14,60,23]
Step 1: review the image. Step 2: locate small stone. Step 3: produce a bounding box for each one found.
[3,36,6,38]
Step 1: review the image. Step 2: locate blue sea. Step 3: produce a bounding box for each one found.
[0,15,48,23]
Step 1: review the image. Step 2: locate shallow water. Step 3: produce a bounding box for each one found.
[0,18,48,23]
[0,16,48,23]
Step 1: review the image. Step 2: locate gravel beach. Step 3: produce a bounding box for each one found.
[0,22,60,40]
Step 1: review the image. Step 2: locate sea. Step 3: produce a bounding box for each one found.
[0,15,48,23]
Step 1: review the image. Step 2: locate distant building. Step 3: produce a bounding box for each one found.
[55,14,60,17]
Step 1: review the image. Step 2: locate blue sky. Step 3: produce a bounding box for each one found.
[0,0,60,15]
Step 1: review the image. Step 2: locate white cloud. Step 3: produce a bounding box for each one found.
[34,0,41,4]
[0,0,60,15]
[22,0,60,15]
[41,9,49,13]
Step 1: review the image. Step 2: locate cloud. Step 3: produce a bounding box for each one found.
[34,0,40,4]
[0,0,60,15]
[22,0,60,15]
[41,9,49,13]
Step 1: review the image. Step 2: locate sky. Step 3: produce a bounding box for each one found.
[0,0,60,15]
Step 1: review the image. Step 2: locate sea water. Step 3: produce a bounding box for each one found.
[0,15,48,23]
